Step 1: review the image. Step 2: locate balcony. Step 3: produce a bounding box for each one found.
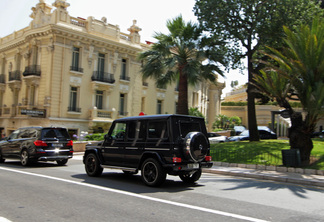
[120,75,130,81]
[68,107,81,113]
[89,108,113,120]
[91,71,115,84]
[70,66,84,73]
[0,74,5,84]
[9,71,21,81]
[118,111,128,116]
[23,65,41,77]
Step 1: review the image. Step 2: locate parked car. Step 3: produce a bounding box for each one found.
[234,126,246,135]
[83,114,213,186]
[0,127,73,166]
[229,126,277,141]
[207,132,228,144]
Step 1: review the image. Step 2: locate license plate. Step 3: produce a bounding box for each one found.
[188,163,199,169]
[52,143,63,147]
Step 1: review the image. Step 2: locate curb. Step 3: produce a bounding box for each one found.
[212,161,324,176]
[203,168,324,187]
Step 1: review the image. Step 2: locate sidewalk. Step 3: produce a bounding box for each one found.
[203,163,324,188]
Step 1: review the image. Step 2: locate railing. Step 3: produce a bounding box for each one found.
[23,65,41,77]
[118,111,128,116]
[70,17,87,28]
[0,74,5,84]
[70,66,84,73]
[9,71,21,81]
[91,71,115,84]
[210,149,282,166]
[210,148,319,166]
[120,75,130,81]
[68,107,81,113]
[89,108,113,119]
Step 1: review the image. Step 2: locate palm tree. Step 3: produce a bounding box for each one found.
[138,15,223,115]
[254,17,324,165]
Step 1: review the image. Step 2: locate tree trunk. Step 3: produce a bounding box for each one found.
[288,112,313,166]
[247,51,259,141]
[177,70,189,115]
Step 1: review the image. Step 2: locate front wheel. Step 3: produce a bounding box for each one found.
[21,150,31,166]
[141,158,166,187]
[57,159,68,166]
[0,152,5,163]
[84,153,103,177]
[179,169,202,183]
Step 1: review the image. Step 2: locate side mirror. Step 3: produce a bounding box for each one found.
[104,134,112,141]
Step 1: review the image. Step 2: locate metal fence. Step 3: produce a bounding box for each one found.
[210,149,320,166]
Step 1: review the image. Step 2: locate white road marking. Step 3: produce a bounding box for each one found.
[0,217,12,222]
[0,167,269,222]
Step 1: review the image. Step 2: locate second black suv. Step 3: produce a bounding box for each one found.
[0,127,73,166]
[83,114,213,186]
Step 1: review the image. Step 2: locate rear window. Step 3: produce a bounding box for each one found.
[41,128,70,139]
[180,122,202,138]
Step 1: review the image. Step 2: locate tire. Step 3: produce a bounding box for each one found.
[0,151,5,163]
[20,149,31,166]
[84,153,103,177]
[141,158,166,187]
[56,159,68,166]
[179,169,202,183]
[184,132,209,162]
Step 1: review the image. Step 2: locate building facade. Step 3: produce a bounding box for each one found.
[0,0,224,138]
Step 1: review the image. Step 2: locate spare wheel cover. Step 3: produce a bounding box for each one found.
[184,132,208,162]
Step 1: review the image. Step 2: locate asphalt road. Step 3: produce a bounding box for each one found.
[0,156,324,222]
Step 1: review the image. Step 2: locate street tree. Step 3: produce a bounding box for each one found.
[194,0,322,141]
[138,15,225,115]
[254,17,324,165]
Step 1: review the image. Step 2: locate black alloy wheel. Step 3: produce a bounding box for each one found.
[85,153,103,177]
[141,158,166,187]
[179,169,202,183]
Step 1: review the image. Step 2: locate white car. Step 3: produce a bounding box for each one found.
[207,132,228,144]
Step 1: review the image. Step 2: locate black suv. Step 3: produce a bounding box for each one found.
[0,127,73,166]
[83,114,213,186]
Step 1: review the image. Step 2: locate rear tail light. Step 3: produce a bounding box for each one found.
[67,140,73,147]
[34,140,48,147]
[205,156,212,162]
[172,157,182,163]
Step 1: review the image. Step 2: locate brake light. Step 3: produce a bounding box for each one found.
[172,157,182,163]
[67,140,73,147]
[205,156,212,162]
[34,140,48,147]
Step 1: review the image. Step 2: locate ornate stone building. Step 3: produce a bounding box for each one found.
[0,0,224,138]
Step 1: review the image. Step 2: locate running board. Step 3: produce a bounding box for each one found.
[100,165,137,172]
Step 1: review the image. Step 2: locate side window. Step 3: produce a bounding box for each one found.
[9,130,20,140]
[127,121,145,141]
[147,121,168,140]
[111,122,126,140]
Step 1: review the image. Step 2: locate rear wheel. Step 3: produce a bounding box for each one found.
[179,169,202,183]
[84,153,103,177]
[141,158,166,187]
[56,159,68,166]
[20,150,31,166]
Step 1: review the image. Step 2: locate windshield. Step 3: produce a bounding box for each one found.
[239,130,249,136]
